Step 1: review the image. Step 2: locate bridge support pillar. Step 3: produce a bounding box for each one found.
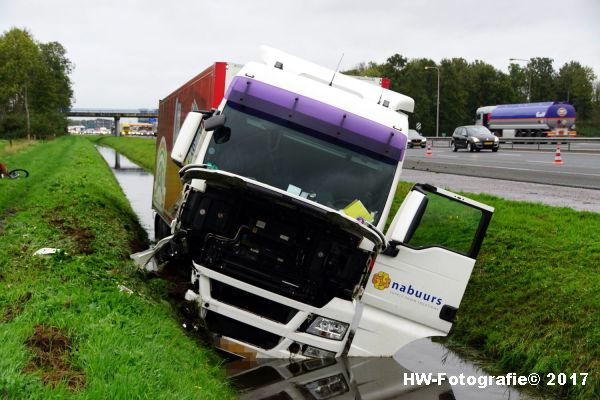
[114,116,120,136]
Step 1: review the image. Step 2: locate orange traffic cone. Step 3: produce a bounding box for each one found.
[553,143,563,165]
[425,141,432,157]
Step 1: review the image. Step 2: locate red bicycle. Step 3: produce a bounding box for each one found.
[0,163,29,179]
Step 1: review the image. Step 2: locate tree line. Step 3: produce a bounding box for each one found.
[0,28,73,140]
[346,55,599,136]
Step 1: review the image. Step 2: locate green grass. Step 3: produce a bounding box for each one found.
[0,136,234,399]
[86,135,156,173]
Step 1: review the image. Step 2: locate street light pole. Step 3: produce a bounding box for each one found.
[425,66,440,137]
[509,58,531,102]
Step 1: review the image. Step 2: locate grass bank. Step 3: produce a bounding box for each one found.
[76,136,599,399]
[390,183,599,400]
[0,136,234,398]
[86,135,156,173]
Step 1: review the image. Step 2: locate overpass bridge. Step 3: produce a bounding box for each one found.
[68,108,159,135]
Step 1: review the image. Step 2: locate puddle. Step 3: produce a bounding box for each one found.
[97,146,536,399]
[96,146,155,239]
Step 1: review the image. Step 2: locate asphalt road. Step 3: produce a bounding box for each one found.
[404,146,600,189]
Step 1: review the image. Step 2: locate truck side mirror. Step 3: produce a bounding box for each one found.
[171,111,204,167]
[383,190,428,255]
[204,114,226,131]
[204,114,230,144]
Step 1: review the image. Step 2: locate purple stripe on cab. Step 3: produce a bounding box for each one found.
[224,76,406,161]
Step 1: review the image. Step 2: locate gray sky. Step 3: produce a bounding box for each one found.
[1,0,598,109]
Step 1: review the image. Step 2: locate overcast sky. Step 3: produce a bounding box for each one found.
[1,0,598,109]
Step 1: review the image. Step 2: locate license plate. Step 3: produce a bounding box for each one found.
[485,141,493,145]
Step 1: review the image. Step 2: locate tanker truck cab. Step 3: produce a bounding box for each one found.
[140,47,494,358]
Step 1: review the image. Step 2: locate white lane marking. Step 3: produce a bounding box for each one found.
[418,161,600,178]
[500,149,600,158]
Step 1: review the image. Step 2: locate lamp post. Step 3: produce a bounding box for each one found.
[424,66,440,137]
[509,58,531,102]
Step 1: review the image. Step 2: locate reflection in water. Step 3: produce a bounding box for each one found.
[395,339,533,400]
[96,145,535,400]
[96,146,155,239]
[228,357,455,400]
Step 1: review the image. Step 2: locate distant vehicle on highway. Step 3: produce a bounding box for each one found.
[407,129,427,148]
[475,102,576,138]
[452,125,499,152]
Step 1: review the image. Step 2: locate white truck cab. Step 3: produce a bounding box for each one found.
[134,47,494,359]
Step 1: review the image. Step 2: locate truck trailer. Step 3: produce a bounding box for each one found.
[135,46,494,359]
[475,102,576,138]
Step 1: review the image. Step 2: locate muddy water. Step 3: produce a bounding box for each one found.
[97,146,535,399]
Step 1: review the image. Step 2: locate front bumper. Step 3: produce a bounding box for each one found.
[474,141,499,149]
[408,140,426,148]
[189,262,356,359]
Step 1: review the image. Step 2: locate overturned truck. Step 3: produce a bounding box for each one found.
[134,46,494,359]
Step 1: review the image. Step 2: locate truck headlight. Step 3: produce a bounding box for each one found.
[305,317,349,341]
[303,374,349,399]
[302,345,336,359]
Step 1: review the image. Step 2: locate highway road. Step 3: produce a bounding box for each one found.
[404,146,600,189]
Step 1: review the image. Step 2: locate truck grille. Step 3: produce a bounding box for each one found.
[211,281,298,324]
[205,311,281,350]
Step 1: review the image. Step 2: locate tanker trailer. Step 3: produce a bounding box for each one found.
[475,102,576,138]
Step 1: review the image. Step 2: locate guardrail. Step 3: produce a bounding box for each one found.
[423,137,600,151]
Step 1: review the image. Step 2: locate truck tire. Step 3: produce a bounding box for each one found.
[154,214,171,241]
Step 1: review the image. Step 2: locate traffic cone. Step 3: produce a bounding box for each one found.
[425,141,432,157]
[553,143,563,165]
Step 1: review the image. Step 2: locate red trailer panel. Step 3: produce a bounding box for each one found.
[153,63,229,224]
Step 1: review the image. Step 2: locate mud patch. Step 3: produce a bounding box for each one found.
[0,207,17,234]
[1,291,32,323]
[45,213,95,255]
[129,235,148,254]
[24,325,85,390]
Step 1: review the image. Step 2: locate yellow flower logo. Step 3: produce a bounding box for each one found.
[372,271,391,291]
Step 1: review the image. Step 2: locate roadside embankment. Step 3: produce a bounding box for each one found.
[77,135,599,399]
[86,135,156,173]
[0,136,234,398]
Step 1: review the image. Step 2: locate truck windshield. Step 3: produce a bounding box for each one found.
[203,103,397,224]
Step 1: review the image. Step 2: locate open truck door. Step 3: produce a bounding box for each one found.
[349,184,494,356]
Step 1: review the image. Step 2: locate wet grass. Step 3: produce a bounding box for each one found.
[86,135,156,173]
[0,136,234,398]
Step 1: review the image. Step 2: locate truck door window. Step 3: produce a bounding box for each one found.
[403,189,487,258]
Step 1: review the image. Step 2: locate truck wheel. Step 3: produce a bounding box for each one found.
[154,214,171,241]
[467,142,474,152]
